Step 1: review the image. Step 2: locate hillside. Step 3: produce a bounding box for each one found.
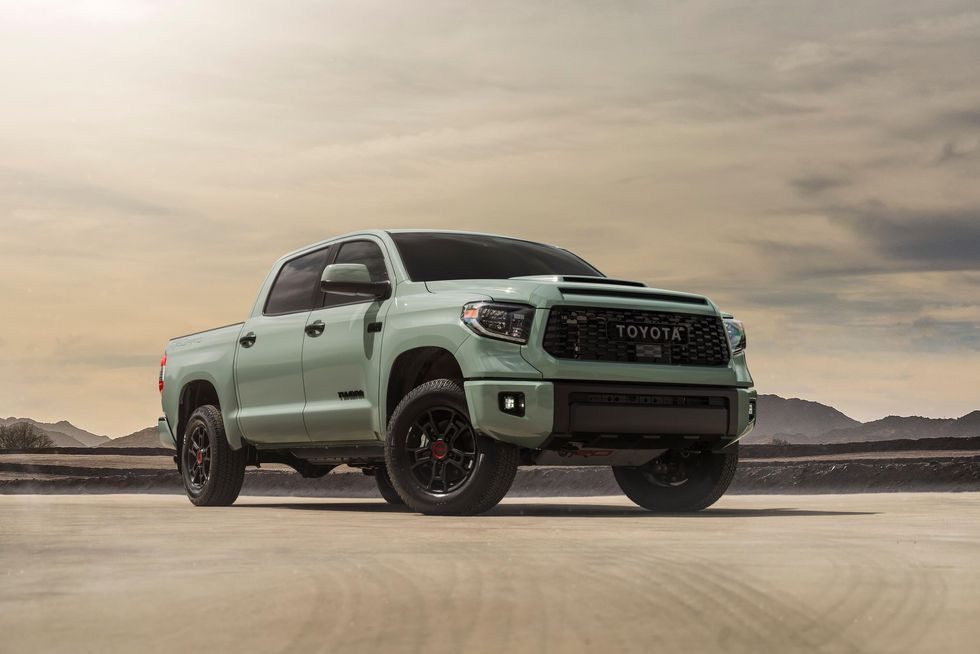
[819,411,980,443]
[0,417,109,447]
[743,395,860,443]
[98,427,166,449]
[746,398,980,444]
[0,420,84,447]
[37,429,86,447]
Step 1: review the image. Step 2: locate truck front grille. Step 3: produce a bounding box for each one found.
[542,306,730,366]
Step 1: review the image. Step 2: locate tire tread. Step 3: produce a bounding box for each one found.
[385,379,518,516]
[613,445,739,513]
[183,405,247,507]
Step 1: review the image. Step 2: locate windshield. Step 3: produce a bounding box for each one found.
[390,232,602,282]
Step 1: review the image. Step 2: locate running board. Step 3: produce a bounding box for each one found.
[288,444,386,465]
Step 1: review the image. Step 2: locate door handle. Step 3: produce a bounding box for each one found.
[305,320,325,337]
[239,332,257,348]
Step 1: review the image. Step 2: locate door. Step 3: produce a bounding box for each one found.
[302,239,393,442]
[235,246,332,443]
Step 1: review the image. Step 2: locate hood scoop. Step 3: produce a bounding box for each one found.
[560,275,647,288]
[509,275,647,288]
[558,286,709,306]
[506,275,710,306]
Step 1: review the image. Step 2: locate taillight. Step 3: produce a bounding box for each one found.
[159,354,167,393]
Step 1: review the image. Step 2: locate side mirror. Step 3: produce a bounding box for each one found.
[320,264,391,300]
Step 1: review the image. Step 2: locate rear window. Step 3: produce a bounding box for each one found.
[390,232,601,282]
[264,247,332,315]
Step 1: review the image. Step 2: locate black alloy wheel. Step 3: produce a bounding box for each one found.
[385,379,519,516]
[643,449,701,487]
[613,444,739,513]
[405,406,479,495]
[183,422,212,493]
[179,405,247,507]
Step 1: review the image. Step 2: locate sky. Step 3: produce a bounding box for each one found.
[1,0,978,437]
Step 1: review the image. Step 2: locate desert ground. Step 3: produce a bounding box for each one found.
[1,493,978,654]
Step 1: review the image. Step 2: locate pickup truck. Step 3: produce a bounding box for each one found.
[159,230,755,515]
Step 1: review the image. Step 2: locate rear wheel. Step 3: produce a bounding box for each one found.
[385,379,519,515]
[180,405,247,506]
[613,445,738,513]
[374,465,404,505]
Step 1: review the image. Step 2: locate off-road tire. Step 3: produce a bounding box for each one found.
[180,405,247,507]
[613,444,739,513]
[374,465,405,505]
[385,379,519,516]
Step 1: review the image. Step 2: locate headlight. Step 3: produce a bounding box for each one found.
[723,318,747,354]
[461,302,535,344]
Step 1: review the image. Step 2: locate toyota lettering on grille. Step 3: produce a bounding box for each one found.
[607,322,690,344]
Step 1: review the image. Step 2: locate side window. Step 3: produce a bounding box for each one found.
[264,247,332,315]
[321,240,389,308]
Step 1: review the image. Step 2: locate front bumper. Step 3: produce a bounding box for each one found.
[465,379,756,450]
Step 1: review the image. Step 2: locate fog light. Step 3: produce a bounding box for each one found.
[499,392,526,417]
[748,400,756,421]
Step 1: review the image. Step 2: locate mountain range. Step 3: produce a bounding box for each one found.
[746,395,980,444]
[4,394,980,447]
[0,417,111,447]
[96,427,161,448]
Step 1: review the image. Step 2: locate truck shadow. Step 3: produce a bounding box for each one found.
[235,500,877,518]
[486,505,878,518]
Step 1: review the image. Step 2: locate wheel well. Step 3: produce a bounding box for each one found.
[176,380,220,448]
[386,347,464,425]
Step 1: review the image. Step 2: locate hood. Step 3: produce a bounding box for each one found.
[425,276,718,314]
[424,279,546,304]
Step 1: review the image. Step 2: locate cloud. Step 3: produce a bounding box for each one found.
[835,204,980,271]
[942,109,980,129]
[671,73,820,120]
[909,317,980,351]
[935,140,975,164]
[790,174,852,196]
[0,166,184,218]
[744,210,980,287]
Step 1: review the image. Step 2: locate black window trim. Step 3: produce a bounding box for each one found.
[262,244,335,317]
[316,238,394,311]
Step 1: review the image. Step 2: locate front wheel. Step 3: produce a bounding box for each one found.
[180,405,247,506]
[613,445,738,513]
[385,379,519,516]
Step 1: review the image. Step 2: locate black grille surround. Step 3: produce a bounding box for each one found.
[543,305,730,366]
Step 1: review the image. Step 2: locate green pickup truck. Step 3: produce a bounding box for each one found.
[159,230,755,515]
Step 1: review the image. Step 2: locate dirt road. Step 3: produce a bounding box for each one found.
[2,494,977,653]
